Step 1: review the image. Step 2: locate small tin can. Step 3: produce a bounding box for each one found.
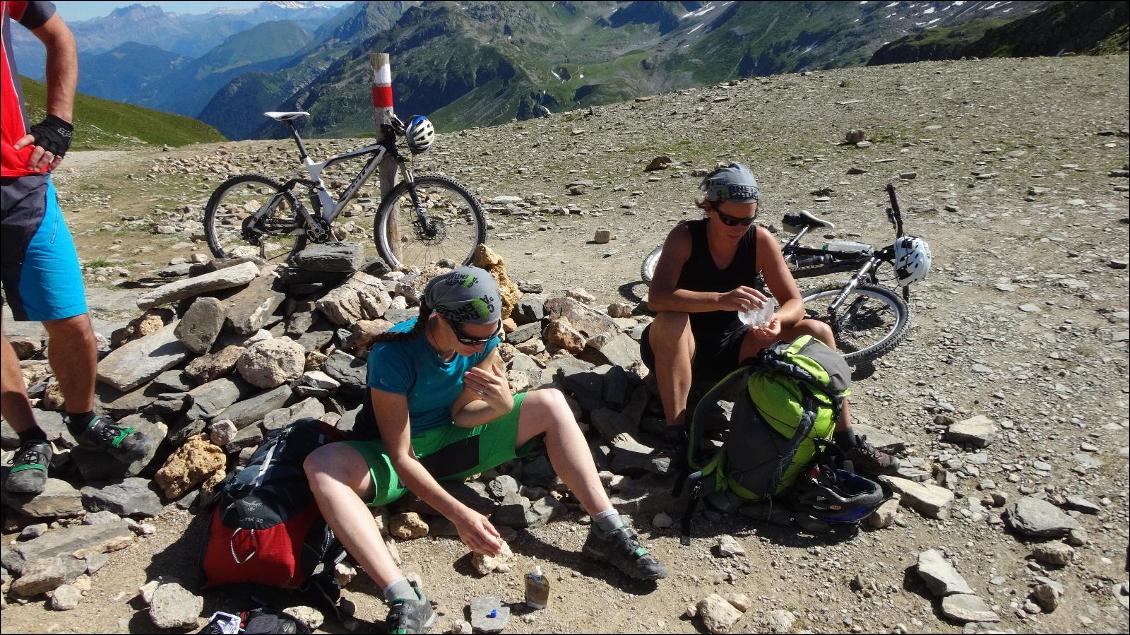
[524,566,549,610]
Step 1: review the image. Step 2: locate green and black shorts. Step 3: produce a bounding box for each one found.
[346,392,541,507]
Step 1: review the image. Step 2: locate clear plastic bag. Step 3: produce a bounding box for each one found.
[738,298,776,328]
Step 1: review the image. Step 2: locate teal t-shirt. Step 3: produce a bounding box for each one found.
[366,317,499,434]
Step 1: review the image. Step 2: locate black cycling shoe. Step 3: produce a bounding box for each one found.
[582,525,668,581]
[385,582,435,634]
[841,434,899,477]
[659,425,687,458]
[72,414,155,464]
[5,440,53,495]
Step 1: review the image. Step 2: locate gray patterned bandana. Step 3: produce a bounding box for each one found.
[423,266,501,326]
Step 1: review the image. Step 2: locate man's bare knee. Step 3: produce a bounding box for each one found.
[43,315,94,346]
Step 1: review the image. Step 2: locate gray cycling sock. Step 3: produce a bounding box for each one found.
[384,577,418,603]
[592,509,624,533]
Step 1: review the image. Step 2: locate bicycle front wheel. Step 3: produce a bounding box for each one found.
[374,174,486,270]
[203,174,306,263]
[801,283,910,365]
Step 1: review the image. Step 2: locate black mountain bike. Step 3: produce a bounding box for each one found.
[641,184,929,365]
[203,111,485,270]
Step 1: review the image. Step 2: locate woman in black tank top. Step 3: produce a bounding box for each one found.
[642,163,838,442]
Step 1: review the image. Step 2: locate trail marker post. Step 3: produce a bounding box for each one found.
[371,53,399,259]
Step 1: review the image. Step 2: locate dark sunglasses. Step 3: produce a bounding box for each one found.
[714,208,758,227]
[452,320,502,345]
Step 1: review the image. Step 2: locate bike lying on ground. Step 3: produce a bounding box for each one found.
[203,112,486,271]
[640,184,933,365]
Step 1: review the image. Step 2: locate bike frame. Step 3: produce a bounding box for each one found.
[274,120,416,231]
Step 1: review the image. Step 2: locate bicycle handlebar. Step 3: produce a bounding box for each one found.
[885,183,905,238]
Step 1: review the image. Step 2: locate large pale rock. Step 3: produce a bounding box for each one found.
[315,272,391,327]
[1005,496,1081,538]
[149,582,203,629]
[698,593,743,633]
[940,594,999,623]
[97,322,189,391]
[237,337,305,389]
[472,244,519,320]
[543,297,619,342]
[154,434,227,500]
[946,415,997,448]
[224,271,284,335]
[916,549,974,597]
[174,297,225,354]
[184,345,245,384]
[880,476,954,518]
[137,261,259,309]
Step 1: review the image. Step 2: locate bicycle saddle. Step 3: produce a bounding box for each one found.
[781,210,835,233]
[264,111,310,122]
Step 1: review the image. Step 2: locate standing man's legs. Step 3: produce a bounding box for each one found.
[2,176,152,496]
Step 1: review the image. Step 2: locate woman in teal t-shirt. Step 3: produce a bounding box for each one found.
[304,267,667,633]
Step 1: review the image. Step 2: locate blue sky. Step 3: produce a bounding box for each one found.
[56,2,352,22]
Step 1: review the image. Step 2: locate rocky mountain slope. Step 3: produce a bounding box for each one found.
[869,1,1130,65]
[218,0,1052,139]
[1,54,1127,634]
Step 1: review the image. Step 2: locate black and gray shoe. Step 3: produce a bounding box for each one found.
[842,434,899,477]
[71,414,155,464]
[5,440,53,495]
[582,525,668,581]
[385,581,436,635]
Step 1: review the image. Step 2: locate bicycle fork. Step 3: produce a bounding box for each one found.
[397,164,438,238]
[825,257,879,330]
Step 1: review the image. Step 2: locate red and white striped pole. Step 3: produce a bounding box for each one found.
[371,53,399,253]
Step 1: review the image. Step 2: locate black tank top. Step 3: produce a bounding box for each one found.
[676,219,760,332]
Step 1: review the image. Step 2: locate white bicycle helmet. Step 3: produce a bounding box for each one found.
[404,115,435,153]
[893,235,932,286]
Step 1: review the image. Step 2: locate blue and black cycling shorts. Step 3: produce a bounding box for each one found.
[1,175,87,321]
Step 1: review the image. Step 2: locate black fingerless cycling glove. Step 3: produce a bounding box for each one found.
[28,115,73,157]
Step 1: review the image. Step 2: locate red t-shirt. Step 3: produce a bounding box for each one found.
[1,0,56,177]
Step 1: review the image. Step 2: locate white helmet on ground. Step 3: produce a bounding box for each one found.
[405,115,435,153]
[893,235,932,286]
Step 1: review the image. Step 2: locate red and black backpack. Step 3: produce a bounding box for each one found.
[201,418,346,612]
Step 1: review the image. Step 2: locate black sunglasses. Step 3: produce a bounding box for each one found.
[714,208,758,227]
[452,320,502,345]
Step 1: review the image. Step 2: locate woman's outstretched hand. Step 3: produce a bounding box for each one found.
[453,506,503,556]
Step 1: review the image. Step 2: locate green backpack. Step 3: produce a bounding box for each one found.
[676,335,852,542]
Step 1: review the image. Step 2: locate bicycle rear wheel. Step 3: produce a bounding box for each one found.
[203,174,306,263]
[641,244,663,284]
[374,174,485,270]
[801,283,910,365]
